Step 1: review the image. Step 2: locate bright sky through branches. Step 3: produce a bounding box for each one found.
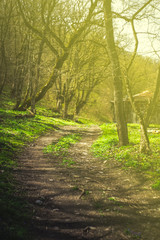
[112,0,160,59]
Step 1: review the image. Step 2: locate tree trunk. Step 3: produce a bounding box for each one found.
[145,66,160,127]
[140,122,150,153]
[103,0,129,146]
[13,72,24,110]
[0,42,8,94]
[17,52,68,111]
[63,99,69,119]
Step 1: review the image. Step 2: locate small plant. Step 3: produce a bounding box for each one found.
[152,180,160,190]
[84,190,90,195]
[62,158,76,166]
[108,197,117,202]
[72,185,79,191]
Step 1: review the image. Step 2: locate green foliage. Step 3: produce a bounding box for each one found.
[91,123,118,157]
[0,108,78,167]
[36,106,60,118]
[75,117,96,126]
[152,180,160,190]
[44,134,81,155]
[72,185,79,191]
[92,123,160,190]
[44,133,81,167]
[62,157,76,167]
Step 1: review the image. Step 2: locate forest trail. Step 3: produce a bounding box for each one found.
[14,125,160,240]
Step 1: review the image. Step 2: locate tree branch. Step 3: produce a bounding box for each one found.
[112,11,130,22]
[132,0,153,20]
[40,0,66,51]
[68,0,98,48]
[17,0,59,56]
[145,66,160,126]
[127,19,138,72]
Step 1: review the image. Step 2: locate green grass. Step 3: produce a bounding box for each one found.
[44,134,81,154]
[91,123,160,190]
[44,133,81,166]
[75,117,97,125]
[0,105,79,239]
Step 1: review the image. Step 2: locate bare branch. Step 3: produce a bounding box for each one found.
[112,11,130,22]
[40,0,66,51]
[68,0,98,48]
[17,0,59,56]
[127,19,138,72]
[132,0,153,20]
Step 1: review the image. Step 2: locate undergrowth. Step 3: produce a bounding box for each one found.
[91,123,160,190]
[0,104,78,239]
[44,134,81,166]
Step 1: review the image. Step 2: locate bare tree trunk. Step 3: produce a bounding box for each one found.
[140,122,150,153]
[145,66,160,127]
[103,0,129,146]
[123,4,153,153]
[31,40,45,114]
[63,99,69,119]
[0,42,8,94]
[75,89,91,116]
[13,69,24,110]
[17,52,68,111]
[124,73,150,153]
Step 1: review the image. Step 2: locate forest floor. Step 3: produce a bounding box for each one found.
[14,125,160,240]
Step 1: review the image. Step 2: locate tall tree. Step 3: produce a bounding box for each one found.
[103,0,129,146]
[112,0,160,153]
[0,0,14,94]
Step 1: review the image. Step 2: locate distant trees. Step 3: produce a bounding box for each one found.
[1,0,110,119]
[0,0,46,112]
[16,0,99,111]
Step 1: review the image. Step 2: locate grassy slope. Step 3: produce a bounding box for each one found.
[0,104,78,240]
[91,123,160,190]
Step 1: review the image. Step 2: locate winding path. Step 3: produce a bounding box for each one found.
[15,125,160,240]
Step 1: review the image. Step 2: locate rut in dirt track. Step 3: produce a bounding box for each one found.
[14,125,160,240]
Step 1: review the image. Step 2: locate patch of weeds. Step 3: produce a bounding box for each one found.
[108,197,121,207]
[62,157,76,167]
[44,134,81,155]
[152,180,160,190]
[72,185,79,191]
[108,197,117,202]
[84,190,90,195]
[44,133,81,167]
[91,123,118,158]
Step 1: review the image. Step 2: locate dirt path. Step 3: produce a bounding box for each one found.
[15,125,160,240]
